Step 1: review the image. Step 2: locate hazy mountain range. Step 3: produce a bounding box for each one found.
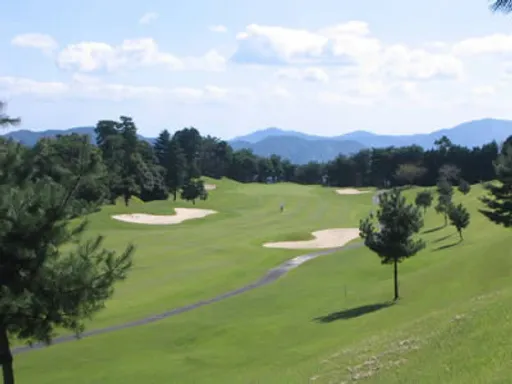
[2,118,511,164]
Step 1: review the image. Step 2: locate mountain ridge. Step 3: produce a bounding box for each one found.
[2,118,511,164]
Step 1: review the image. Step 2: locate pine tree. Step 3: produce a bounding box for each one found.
[0,105,134,384]
[448,203,471,240]
[436,178,454,226]
[167,138,187,200]
[480,136,512,228]
[359,188,426,301]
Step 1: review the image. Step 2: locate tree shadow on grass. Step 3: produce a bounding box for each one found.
[314,302,395,323]
[432,233,455,244]
[433,239,462,252]
[423,225,445,234]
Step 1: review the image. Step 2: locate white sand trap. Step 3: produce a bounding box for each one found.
[263,228,360,249]
[112,208,217,225]
[204,184,217,191]
[335,188,369,195]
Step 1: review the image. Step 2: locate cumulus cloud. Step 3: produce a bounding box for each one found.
[139,12,159,25]
[56,38,226,72]
[453,34,512,56]
[11,33,58,54]
[0,74,238,103]
[209,25,228,33]
[231,21,464,82]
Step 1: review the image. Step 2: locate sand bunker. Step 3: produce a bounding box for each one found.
[263,228,360,249]
[112,208,217,225]
[335,188,369,195]
[204,184,217,191]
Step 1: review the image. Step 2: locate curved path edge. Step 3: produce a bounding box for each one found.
[13,191,383,355]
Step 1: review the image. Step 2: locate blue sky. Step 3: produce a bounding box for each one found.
[2,0,512,139]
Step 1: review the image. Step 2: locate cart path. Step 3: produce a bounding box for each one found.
[13,191,383,355]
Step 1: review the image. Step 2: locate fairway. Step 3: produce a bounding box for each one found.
[13,181,512,383]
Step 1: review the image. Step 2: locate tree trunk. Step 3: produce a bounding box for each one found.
[192,199,195,205]
[173,190,177,201]
[444,213,448,226]
[393,259,399,301]
[458,229,463,241]
[0,327,14,384]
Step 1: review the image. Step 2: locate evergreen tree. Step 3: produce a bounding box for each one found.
[167,138,187,200]
[436,178,454,226]
[180,179,206,205]
[458,179,471,195]
[359,188,426,301]
[415,190,434,213]
[0,106,134,384]
[480,137,512,228]
[448,203,471,240]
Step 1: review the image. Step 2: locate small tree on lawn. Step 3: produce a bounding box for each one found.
[359,188,426,301]
[436,178,454,226]
[415,190,434,214]
[458,179,471,195]
[0,107,134,384]
[181,179,206,205]
[448,203,471,240]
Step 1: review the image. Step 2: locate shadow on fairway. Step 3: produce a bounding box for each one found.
[423,225,445,234]
[314,302,395,323]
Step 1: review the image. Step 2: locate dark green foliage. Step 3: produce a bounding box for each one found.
[448,203,471,240]
[359,189,426,300]
[480,137,512,228]
[167,137,187,200]
[415,190,434,213]
[180,179,206,205]
[0,105,134,384]
[491,0,512,12]
[458,179,471,195]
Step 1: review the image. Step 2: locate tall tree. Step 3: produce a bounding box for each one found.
[0,106,134,384]
[436,178,454,226]
[448,203,471,240]
[359,189,426,301]
[181,179,206,205]
[167,138,187,200]
[173,128,202,180]
[480,137,512,228]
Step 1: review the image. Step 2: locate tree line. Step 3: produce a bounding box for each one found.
[3,114,507,212]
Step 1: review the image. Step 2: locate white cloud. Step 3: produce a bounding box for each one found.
[209,25,228,33]
[472,86,495,96]
[0,75,238,103]
[11,33,58,54]
[276,67,329,83]
[57,38,226,72]
[232,22,463,82]
[453,34,512,56]
[139,12,158,25]
[381,44,464,81]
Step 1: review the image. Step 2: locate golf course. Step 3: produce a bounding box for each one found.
[12,178,512,383]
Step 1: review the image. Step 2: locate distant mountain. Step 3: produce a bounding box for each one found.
[229,135,364,164]
[2,118,510,164]
[334,119,512,149]
[2,126,154,146]
[232,127,325,143]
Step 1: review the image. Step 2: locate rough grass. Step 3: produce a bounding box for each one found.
[14,182,512,383]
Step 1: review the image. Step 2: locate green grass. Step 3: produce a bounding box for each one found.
[14,182,512,383]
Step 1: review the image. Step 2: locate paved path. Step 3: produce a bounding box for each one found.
[13,191,383,355]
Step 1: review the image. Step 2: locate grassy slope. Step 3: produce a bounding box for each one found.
[39,178,372,331]
[15,183,512,383]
